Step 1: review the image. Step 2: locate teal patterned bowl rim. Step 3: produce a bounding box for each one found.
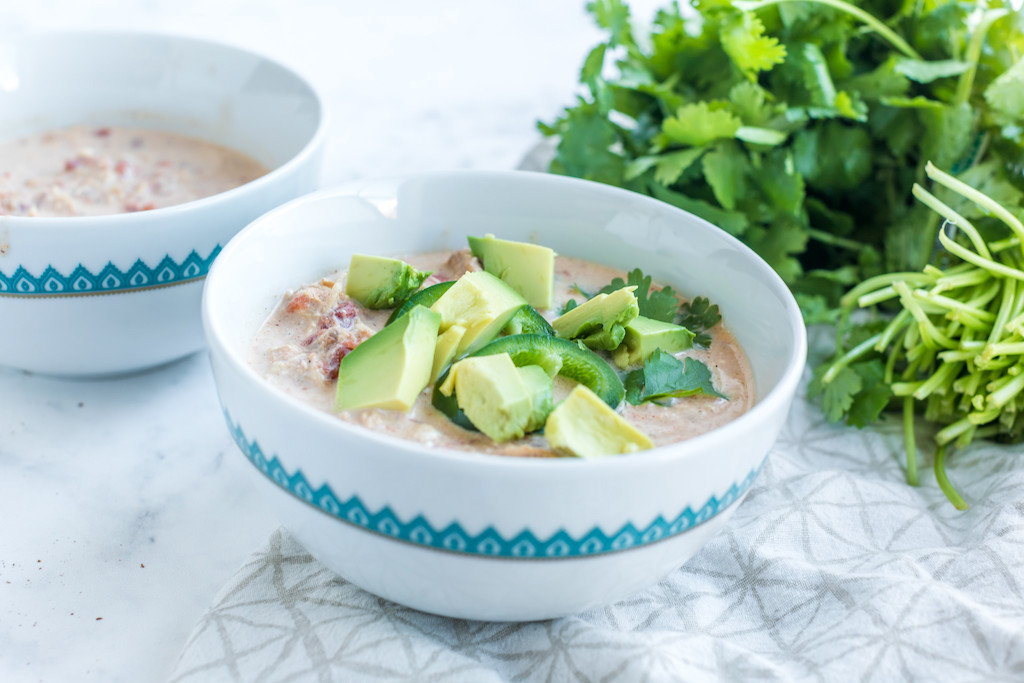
[226,413,762,560]
[0,245,220,297]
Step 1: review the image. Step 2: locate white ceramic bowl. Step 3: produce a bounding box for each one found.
[203,171,807,621]
[0,31,325,376]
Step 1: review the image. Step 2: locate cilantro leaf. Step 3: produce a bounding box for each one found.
[659,103,741,148]
[814,364,862,423]
[846,360,893,428]
[560,298,579,315]
[624,350,727,406]
[677,296,721,348]
[598,268,678,322]
[984,56,1024,118]
[701,141,748,210]
[720,13,787,79]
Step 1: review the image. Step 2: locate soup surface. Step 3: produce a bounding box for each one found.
[0,125,267,217]
[248,250,755,457]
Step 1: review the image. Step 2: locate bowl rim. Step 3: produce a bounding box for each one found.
[0,29,328,229]
[204,170,808,472]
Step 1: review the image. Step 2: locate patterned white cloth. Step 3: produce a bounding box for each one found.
[170,354,1024,682]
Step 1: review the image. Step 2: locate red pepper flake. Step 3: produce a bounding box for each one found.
[114,160,129,176]
[94,128,111,138]
[95,617,103,621]
[140,563,145,568]
[64,158,80,172]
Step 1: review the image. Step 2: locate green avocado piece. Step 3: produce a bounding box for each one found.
[551,286,639,351]
[345,254,431,309]
[468,234,556,310]
[516,364,555,432]
[441,353,553,442]
[611,315,696,368]
[430,271,527,355]
[545,385,653,458]
[335,305,441,411]
[430,324,465,384]
[431,333,626,431]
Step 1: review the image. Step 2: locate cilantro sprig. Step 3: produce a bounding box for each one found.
[571,268,723,346]
[599,268,679,322]
[678,296,722,348]
[624,349,727,405]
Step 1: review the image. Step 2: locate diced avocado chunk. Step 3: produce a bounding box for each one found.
[442,354,553,442]
[516,364,555,432]
[430,271,527,355]
[335,305,440,411]
[345,254,431,309]
[611,316,696,368]
[545,385,653,458]
[430,325,465,384]
[468,234,556,310]
[551,287,639,351]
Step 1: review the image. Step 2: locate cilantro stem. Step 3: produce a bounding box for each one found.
[841,272,933,309]
[988,279,1018,345]
[806,228,869,252]
[732,0,922,60]
[913,362,959,401]
[937,228,1024,282]
[877,309,912,352]
[936,416,973,445]
[934,444,969,510]
[926,162,1024,245]
[903,397,918,486]
[911,185,992,259]
[916,290,995,322]
[821,333,882,384]
[985,342,1024,356]
[986,365,1024,409]
[953,9,1012,107]
[893,281,957,349]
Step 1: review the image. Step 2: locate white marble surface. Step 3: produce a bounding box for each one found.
[0,1,661,680]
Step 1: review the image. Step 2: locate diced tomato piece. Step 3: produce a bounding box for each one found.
[286,292,316,313]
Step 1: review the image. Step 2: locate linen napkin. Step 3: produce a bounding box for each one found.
[171,331,1024,682]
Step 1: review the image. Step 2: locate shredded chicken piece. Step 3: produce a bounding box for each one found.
[433,248,482,282]
[271,283,373,382]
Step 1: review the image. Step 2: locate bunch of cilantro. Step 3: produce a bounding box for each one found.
[543,0,1024,506]
[541,0,1024,322]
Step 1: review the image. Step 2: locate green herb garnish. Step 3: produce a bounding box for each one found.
[599,268,679,322]
[624,349,727,405]
[678,296,722,348]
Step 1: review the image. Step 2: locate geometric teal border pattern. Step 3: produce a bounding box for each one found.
[225,413,761,560]
[0,245,220,296]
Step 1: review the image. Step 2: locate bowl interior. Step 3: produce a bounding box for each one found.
[206,172,805,427]
[0,31,321,171]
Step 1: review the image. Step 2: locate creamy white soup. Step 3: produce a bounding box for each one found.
[249,249,755,457]
[0,125,268,217]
